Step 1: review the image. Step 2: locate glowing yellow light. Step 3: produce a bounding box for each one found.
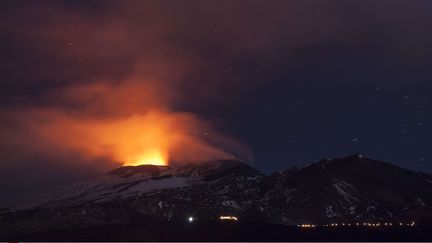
[300,224,315,228]
[124,149,167,166]
[219,215,238,221]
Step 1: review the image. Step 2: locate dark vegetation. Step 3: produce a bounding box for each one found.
[5,221,432,242]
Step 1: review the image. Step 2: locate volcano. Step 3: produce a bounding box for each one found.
[1,155,432,240]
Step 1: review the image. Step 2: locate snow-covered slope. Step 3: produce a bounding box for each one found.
[4,156,432,229]
[8,160,264,216]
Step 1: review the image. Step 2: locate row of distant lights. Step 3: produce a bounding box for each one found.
[187,216,415,228]
[298,221,415,228]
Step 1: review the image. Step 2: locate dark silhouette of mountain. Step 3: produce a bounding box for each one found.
[260,154,432,225]
[1,155,431,240]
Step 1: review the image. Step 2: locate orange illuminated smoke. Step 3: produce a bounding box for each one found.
[16,80,241,167]
[32,110,183,166]
[29,108,233,167]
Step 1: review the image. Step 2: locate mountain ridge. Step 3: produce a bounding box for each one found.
[1,154,431,237]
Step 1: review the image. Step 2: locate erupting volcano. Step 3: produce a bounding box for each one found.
[8,80,248,168]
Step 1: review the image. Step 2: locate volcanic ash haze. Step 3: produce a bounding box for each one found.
[6,77,252,168]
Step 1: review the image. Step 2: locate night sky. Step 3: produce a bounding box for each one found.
[1,0,432,203]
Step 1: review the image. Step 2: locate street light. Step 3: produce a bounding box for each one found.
[188,216,194,223]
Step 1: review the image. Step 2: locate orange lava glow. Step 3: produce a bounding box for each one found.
[10,80,247,167]
[124,149,167,166]
[30,110,191,166]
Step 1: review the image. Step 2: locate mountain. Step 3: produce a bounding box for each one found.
[6,159,264,220]
[260,154,432,225]
[1,155,432,238]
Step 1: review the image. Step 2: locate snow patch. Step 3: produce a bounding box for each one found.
[366,205,376,212]
[301,163,312,169]
[417,198,427,207]
[332,179,359,204]
[221,200,242,209]
[285,196,292,204]
[325,205,339,218]
[348,206,356,215]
